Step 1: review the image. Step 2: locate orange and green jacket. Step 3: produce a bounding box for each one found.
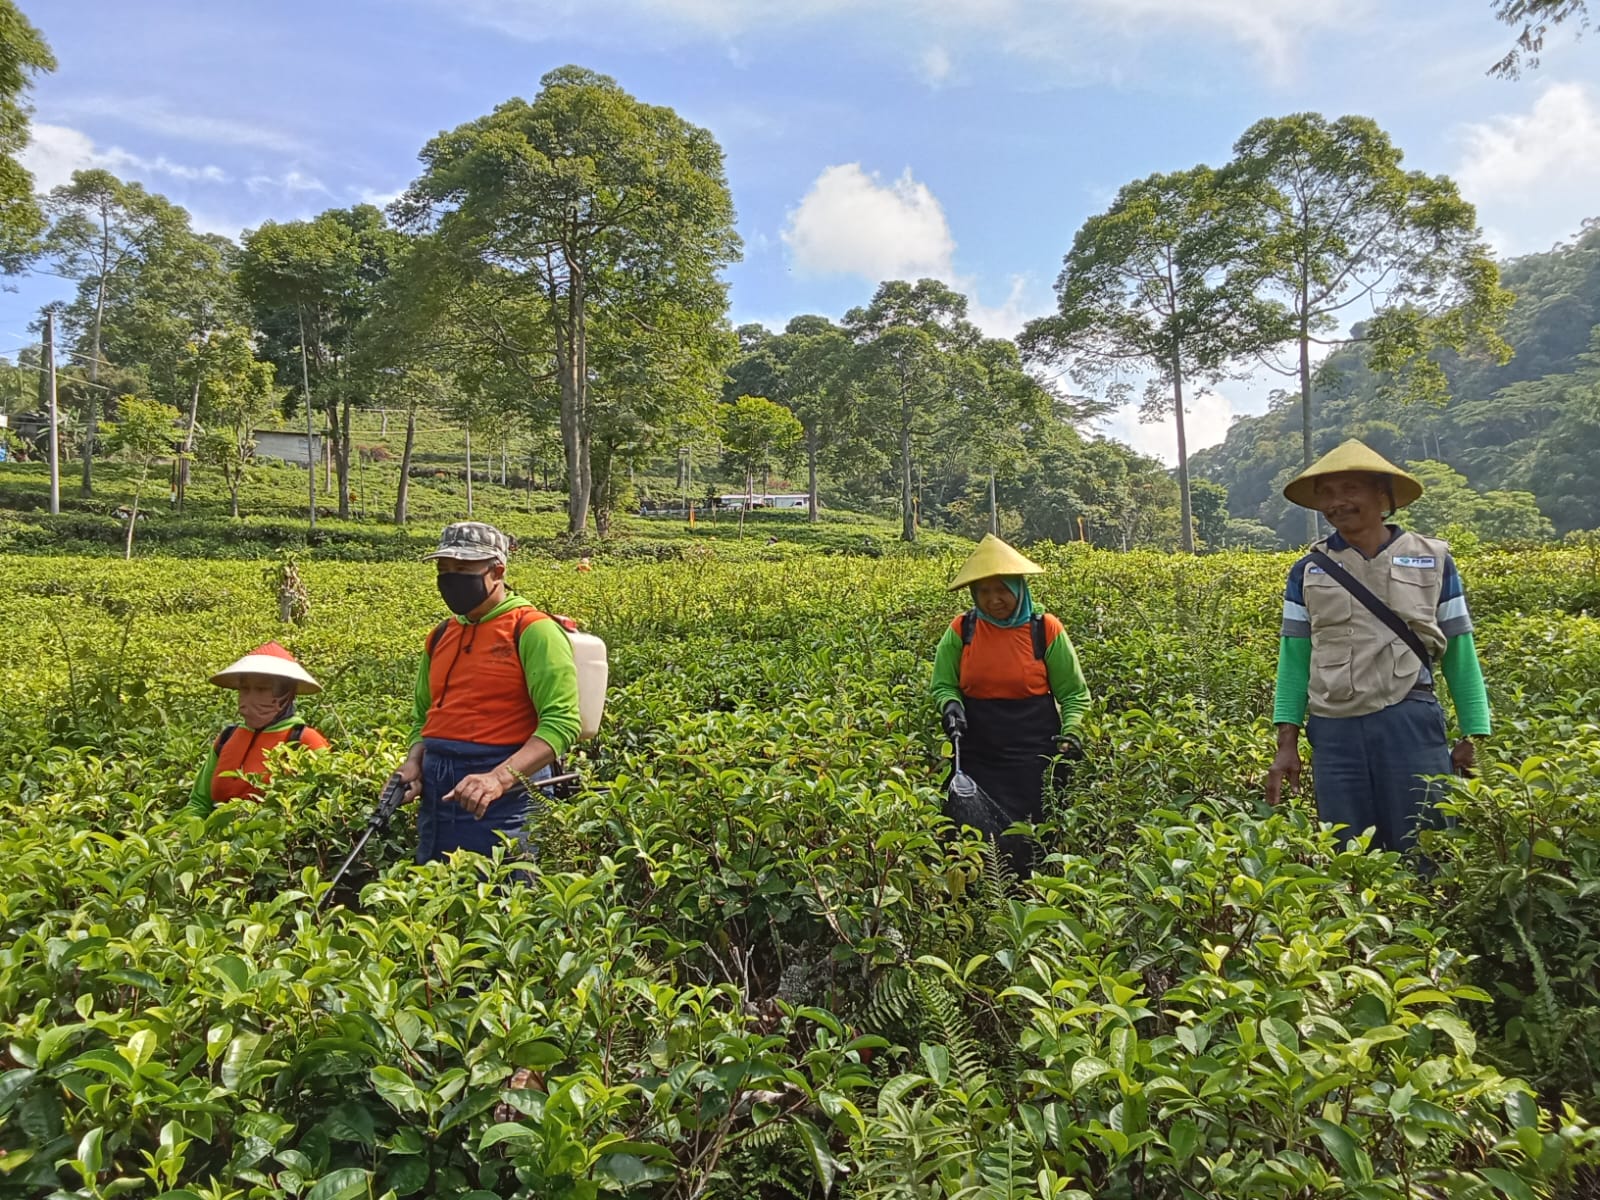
[930,612,1091,737]
[186,718,329,816]
[409,593,581,754]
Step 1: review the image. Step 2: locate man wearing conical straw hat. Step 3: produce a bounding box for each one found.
[931,534,1091,877]
[1265,440,1491,853]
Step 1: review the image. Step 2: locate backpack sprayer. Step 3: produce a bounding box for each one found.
[318,768,582,912]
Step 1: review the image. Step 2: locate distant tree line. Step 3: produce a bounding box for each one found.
[0,0,1590,549]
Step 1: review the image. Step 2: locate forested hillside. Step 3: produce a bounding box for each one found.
[1192,220,1600,544]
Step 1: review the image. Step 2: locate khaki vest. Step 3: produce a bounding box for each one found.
[1304,530,1449,720]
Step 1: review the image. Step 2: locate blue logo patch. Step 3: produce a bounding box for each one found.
[1394,555,1436,568]
[1307,566,1327,574]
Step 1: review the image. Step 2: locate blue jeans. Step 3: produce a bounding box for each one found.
[415,737,551,865]
[1306,696,1454,853]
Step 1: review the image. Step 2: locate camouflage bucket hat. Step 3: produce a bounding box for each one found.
[422,522,510,565]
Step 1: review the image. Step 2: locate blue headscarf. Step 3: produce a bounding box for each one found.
[970,576,1034,629]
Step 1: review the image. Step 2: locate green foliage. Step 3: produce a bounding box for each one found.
[720,395,803,496]
[1021,165,1288,554]
[1427,710,1600,1110]
[0,0,54,270]
[1401,460,1555,544]
[398,65,741,538]
[1194,222,1600,544]
[844,279,1048,544]
[1490,0,1592,76]
[1,545,1598,1197]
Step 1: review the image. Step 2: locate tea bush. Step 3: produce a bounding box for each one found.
[1,546,1598,1198]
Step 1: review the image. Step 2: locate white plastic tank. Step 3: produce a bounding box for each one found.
[565,629,608,740]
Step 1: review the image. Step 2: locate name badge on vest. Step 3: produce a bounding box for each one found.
[1307,565,1327,574]
[1393,555,1436,569]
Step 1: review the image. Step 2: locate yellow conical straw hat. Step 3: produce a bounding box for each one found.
[1283,439,1424,511]
[947,534,1046,592]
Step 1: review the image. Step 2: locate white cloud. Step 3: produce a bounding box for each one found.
[20,123,230,193]
[966,274,1053,338]
[355,185,405,209]
[51,95,306,154]
[1104,388,1238,467]
[783,163,956,282]
[246,169,330,195]
[919,45,953,86]
[1455,82,1600,254]
[781,163,1050,336]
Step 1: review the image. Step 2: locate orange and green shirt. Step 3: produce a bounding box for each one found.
[409,593,581,754]
[930,613,1091,736]
[186,718,329,816]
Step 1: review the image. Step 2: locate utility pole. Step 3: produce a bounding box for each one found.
[44,309,59,516]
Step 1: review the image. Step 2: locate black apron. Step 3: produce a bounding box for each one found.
[956,691,1062,877]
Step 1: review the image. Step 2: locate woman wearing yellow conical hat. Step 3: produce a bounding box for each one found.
[931,534,1091,878]
[1265,439,1491,854]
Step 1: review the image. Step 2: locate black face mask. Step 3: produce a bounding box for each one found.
[437,570,492,617]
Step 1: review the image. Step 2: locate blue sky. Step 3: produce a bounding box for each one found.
[8,0,1598,462]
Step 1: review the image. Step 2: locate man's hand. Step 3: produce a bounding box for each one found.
[1452,737,1478,777]
[445,770,508,819]
[1056,734,1085,762]
[1265,724,1302,806]
[396,753,424,804]
[941,701,968,740]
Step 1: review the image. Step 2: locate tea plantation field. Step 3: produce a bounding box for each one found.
[3,542,1600,1199]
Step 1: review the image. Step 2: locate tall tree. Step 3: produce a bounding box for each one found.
[720,394,802,501]
[846,279,1039,542]
[1490,0,1590,75]
[397,65,741,536]
[99,229,240,509]
[240,205,400,520]
[0,1,52,271]
[1227,114,1513,541]
[103,394,178,559]
[40,171,194,495]
[725,317,855,523]
[191,327,280,518]
[1021,167,1282,552]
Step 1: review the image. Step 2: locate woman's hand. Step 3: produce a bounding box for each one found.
[1452,737,1478,777]
[942,701,968,739]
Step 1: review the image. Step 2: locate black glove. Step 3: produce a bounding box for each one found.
[942,700,968,740]
[1056,734,1085,762]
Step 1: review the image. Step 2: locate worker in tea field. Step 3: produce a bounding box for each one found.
[185,642,330,815]
[931,534,1091,877]
[394,521,582,863]
[1265,440,1490,852]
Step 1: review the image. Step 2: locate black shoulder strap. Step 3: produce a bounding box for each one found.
[1308,550,1432,665]
[1030,613,1047,661]
[427,619,451,656]
[960,611,976,645]
[213,725,238,755]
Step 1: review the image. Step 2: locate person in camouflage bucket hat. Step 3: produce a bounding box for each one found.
[392,521,582,864]
[422,521,510,566]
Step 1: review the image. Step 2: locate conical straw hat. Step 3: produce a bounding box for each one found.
[209,642,321,694]
[1283,439,1424,511]
[947,534,1046,592]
